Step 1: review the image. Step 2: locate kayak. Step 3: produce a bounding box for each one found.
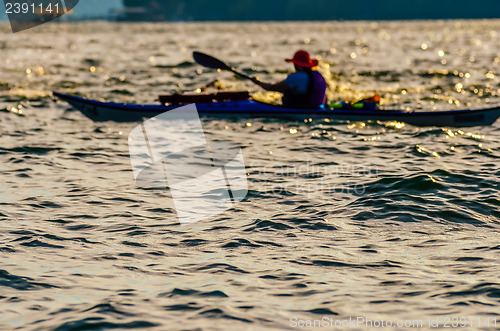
[52,91,500,127]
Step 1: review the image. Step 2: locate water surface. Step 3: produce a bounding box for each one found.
[0,21,499,330]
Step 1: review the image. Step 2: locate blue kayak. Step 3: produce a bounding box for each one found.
[53,91,500,127]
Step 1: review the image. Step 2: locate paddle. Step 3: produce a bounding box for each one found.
[193,51,255,82]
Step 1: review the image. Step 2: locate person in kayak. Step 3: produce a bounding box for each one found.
[252,50,328,109]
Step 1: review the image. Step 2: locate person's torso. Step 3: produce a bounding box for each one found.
[283,71,327,108]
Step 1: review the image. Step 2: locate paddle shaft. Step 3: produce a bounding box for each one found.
[228,68,254,81]
[193,51,256,82]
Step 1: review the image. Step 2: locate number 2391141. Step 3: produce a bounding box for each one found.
[5,2,64,15]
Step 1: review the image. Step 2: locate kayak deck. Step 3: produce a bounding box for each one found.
[53,92,500,127]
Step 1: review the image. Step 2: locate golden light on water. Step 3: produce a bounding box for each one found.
[252,91,283,105]
[421,43,428,50]
[466,132,484,139]
[438,50,445,57]
[347,122,367,129]
[289,128,298,134]
[386,121,405,129]
[90,66,96,73]
[7,106,23,115]
[246,122,252,127]
[416,145,440,158]
[443,129,485,140]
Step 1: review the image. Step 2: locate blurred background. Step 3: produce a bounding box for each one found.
[1,0,500,21]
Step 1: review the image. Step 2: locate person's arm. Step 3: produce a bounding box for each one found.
[252,78,291,94]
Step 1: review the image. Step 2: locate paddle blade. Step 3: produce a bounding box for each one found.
[193,52,231,71]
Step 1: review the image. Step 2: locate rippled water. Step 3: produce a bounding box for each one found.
[1,21,500,330]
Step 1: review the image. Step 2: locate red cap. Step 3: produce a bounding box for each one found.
[286,50,319,68]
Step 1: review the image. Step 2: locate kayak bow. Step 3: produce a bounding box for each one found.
[53,92,500,127]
